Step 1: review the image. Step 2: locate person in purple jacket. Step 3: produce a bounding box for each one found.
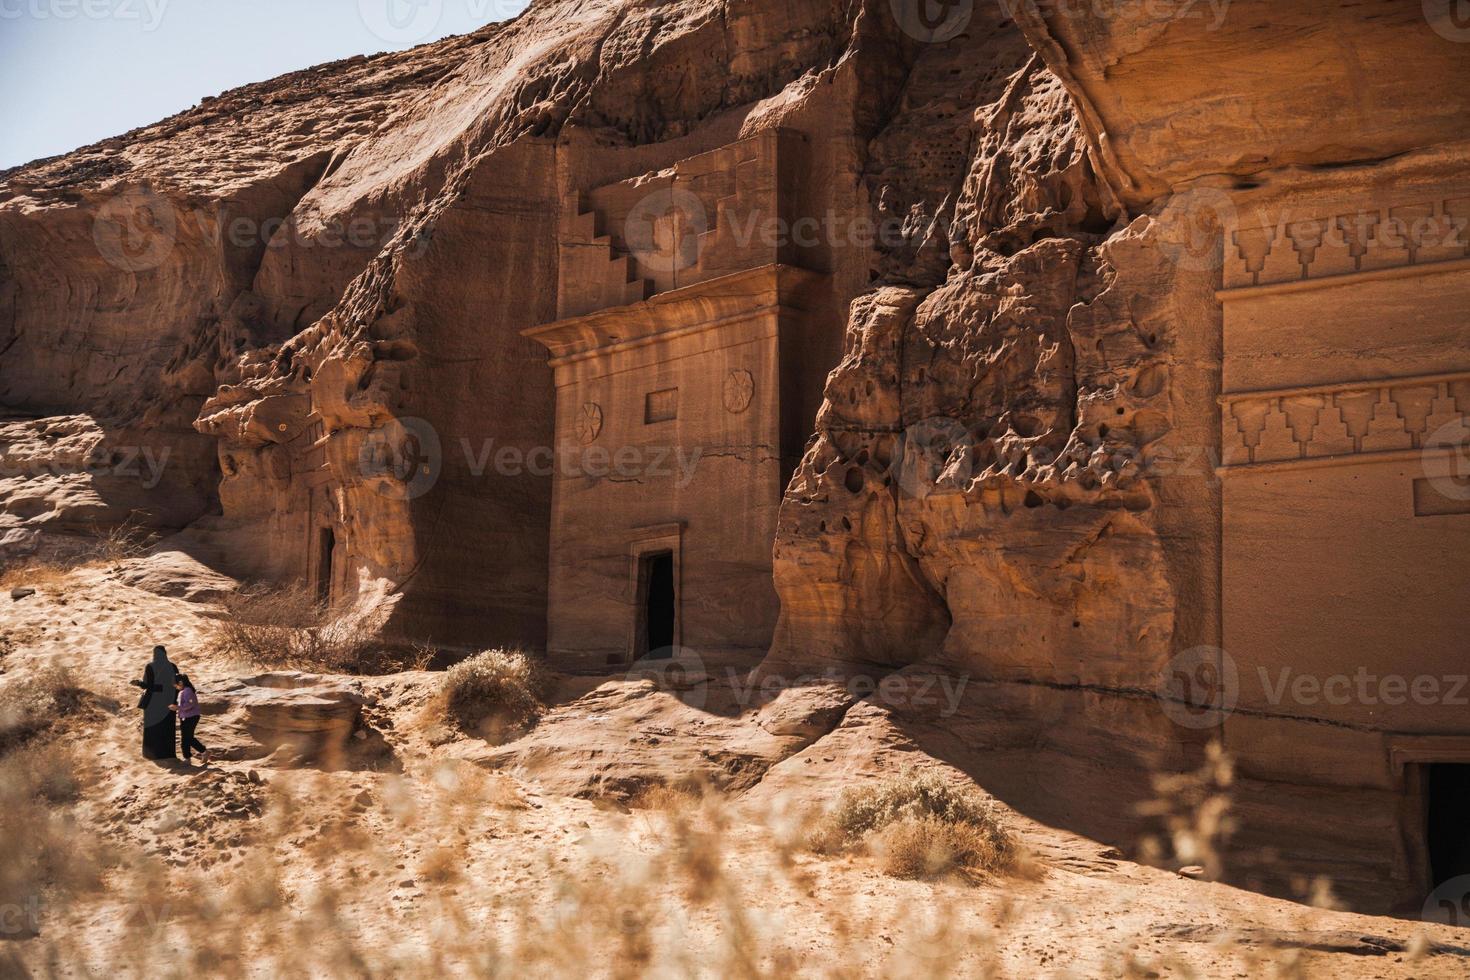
[170,674,210,765]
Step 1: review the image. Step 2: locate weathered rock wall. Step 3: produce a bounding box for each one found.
[2,0,1467,914]
[147,0,912,644]
[765,36,1211,688]
[0,32,488,554]
[758,0,1469,914]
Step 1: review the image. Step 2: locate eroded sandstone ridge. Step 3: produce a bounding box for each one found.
[2,0,1468,915]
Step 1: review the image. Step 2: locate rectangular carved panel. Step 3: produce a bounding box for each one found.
[1414,477,1470,517]
[644,388,678,424]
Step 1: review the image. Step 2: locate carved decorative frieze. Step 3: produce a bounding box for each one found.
[1220,372,1470,468]
[1226,197,1470,290]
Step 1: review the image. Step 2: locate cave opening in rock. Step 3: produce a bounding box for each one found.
[316,526,335,603]
[640,551,675,659]
[1427,763,1470,898]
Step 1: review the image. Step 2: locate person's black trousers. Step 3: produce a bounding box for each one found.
[180,716,207,760]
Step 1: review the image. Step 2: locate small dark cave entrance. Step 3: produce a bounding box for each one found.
[1426,764,1470,902]
[316,526,335,603]
[639,551,675,659]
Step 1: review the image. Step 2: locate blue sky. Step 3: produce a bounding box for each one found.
[0,0,530,170]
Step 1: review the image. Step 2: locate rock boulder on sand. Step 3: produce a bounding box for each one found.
[212,671,369,764]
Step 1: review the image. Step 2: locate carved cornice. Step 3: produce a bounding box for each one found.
[522,264,824,368]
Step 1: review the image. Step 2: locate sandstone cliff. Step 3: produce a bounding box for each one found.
[2,0,1468,914]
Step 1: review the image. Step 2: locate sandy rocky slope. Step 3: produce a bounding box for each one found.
[0,566,1468,975]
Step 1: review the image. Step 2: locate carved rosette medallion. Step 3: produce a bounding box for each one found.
[577,402,604,444]
[723,369,754,414]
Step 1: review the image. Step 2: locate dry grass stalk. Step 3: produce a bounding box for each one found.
[90,516,159,573]
[0,739,109,952]
[0,681,1419,978]
[0,517,158,590]
[1136,739,1235,880]
[628,781,705,813]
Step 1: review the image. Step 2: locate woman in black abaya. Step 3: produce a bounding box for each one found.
[131,645,178,760]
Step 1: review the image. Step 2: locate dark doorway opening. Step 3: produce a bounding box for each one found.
[1427,764,1470,896]
[641,551,675,659]
[317,527,335,603]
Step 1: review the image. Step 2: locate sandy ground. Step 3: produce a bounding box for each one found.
[2,559,1469,977]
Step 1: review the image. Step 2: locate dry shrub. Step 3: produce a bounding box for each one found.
[0,740,104,935]
[208,584,419,674]
[816,770,1022,879]
[209,583,339,663]
[90,516,160,572]
[876,813,1016,879]
[630,781,705,813]
[416,845,462,884]
[0,556,83,591]
[442,648,551,738]
[0,663,91,754]
[0,518,157,589]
